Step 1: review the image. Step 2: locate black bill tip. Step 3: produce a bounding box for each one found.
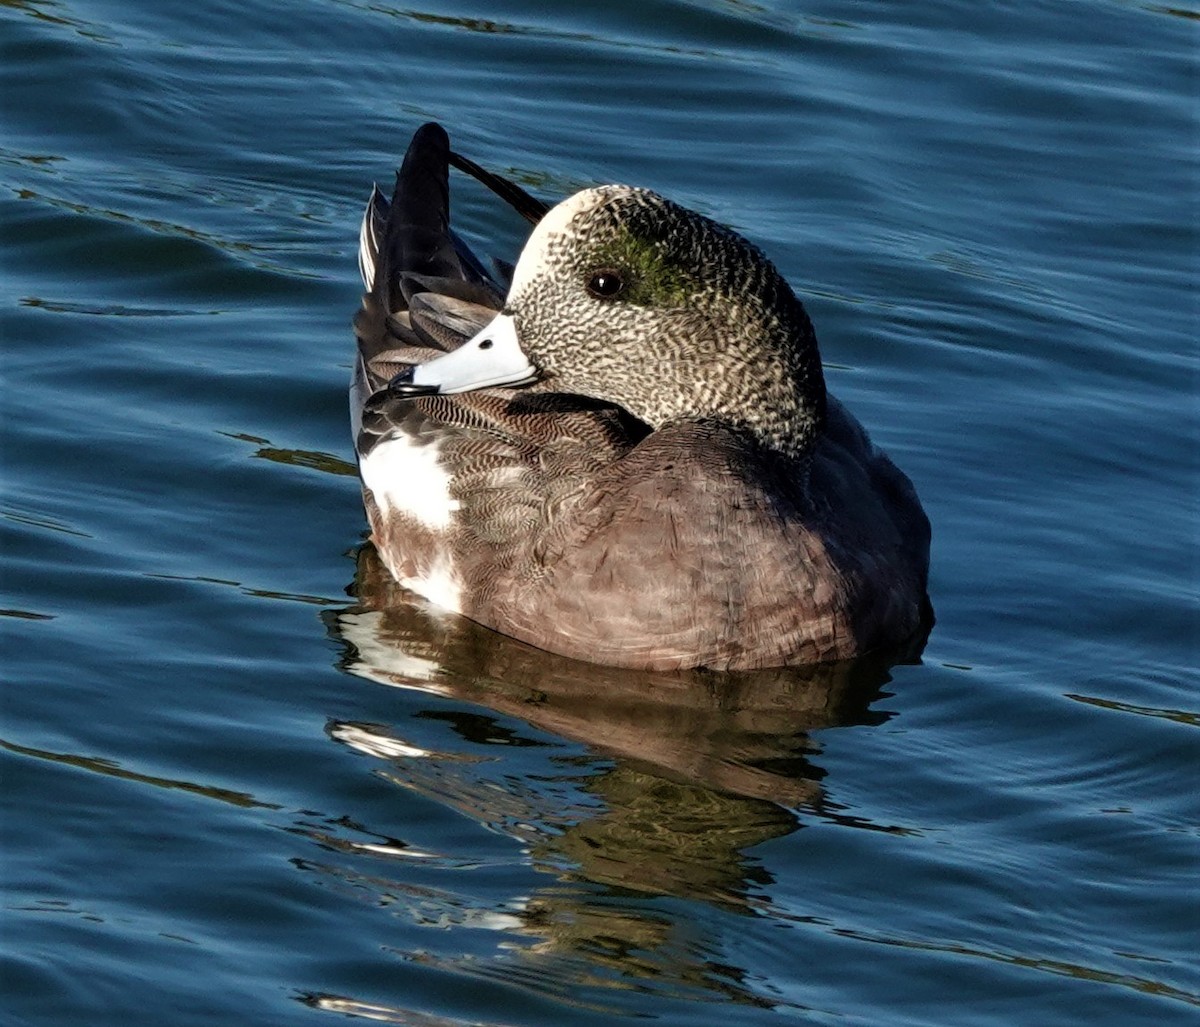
[386,365,440,397]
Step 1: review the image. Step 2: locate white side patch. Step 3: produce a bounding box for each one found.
[359,434,460,529]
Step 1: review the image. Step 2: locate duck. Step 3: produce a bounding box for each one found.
[351,123,931,672]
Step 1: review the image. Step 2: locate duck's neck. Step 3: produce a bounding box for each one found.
[680,311,828,466]
[748,291,828,463]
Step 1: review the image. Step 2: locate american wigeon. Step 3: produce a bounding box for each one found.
[352,123,931,672]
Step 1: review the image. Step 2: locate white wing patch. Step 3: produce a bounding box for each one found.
[359,434,460,530]
[358,191,380,290]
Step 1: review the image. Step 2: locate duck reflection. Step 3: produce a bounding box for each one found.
[315,544,924,1014]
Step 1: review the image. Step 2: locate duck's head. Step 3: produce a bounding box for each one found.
[396,186,827,459]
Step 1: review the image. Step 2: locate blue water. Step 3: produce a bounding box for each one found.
[2,1,1196,1024]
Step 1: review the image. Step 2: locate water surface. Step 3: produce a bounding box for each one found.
[2,1,1196,1024]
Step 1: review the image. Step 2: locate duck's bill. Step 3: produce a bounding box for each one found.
[388,313,539,396]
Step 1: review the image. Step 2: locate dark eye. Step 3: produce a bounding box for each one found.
[586,270,625,299]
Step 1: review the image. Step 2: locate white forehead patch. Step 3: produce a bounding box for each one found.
[507,186,619,299]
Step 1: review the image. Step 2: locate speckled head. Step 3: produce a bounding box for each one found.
[416,185,828,459]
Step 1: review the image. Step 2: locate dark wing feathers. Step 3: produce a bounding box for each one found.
[354,124,540,385]
[383,123,463,290]
[447,148,551,225]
